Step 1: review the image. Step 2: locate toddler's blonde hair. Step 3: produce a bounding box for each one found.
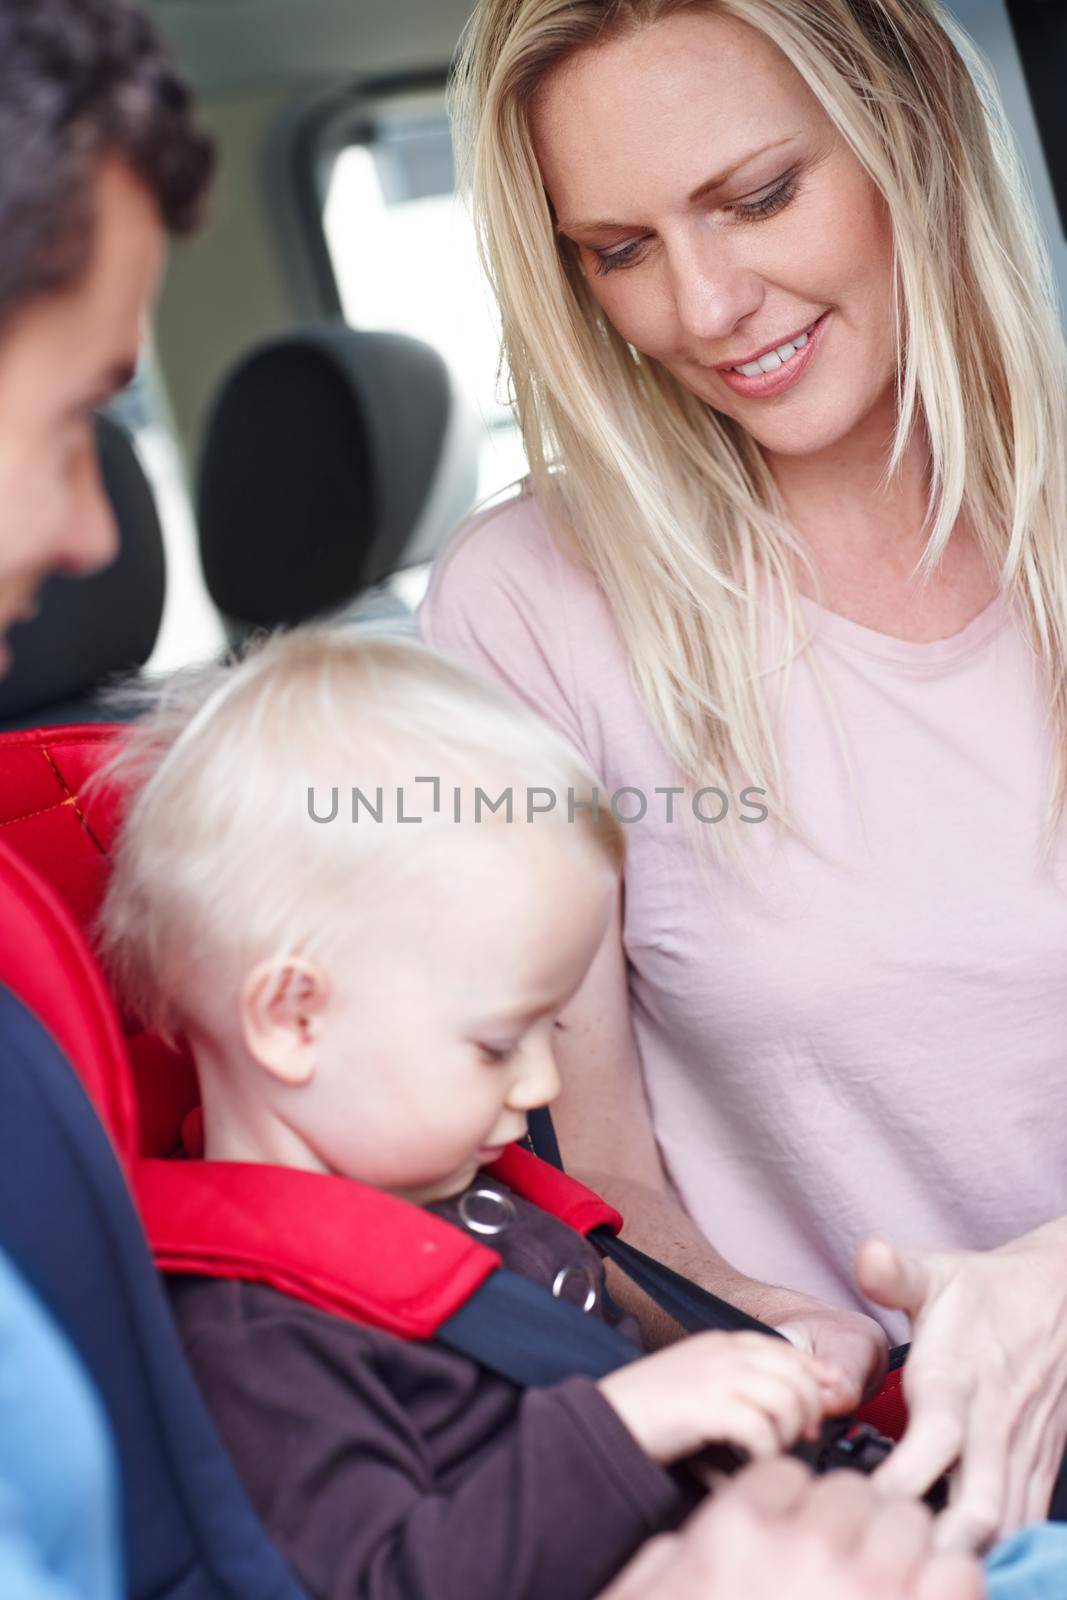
[95,628,623,1042]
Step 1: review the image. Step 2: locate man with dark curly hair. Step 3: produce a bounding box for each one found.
[0,4,212,1595]
[0,0,213,669]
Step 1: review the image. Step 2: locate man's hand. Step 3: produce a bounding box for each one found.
[857,1226,1067,1551]
[598,1459,983,1600]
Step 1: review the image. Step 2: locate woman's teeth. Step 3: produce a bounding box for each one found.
[733,324,813,377]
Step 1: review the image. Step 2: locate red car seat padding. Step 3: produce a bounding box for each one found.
[0,834,138,1168]
[139,1144,623,1341]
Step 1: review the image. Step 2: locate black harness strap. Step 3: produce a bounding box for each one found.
[593,1230,783,1338]
[436,1267,643,1385]
[525,1107,782,1340]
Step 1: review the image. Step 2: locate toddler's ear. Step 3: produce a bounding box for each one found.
[240,957,330,1086]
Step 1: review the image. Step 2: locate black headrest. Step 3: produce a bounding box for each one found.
[196,324,476,632]
[0,414,165,727]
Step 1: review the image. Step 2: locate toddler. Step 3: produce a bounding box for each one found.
[97,629,846,1600]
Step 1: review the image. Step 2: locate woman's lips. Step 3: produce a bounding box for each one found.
[713,310,831,399]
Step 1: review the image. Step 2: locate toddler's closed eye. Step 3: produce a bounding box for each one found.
[477,1041,517,1064]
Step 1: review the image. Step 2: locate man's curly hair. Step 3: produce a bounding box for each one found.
[0,0,214,326]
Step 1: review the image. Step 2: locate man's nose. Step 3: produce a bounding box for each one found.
[64,440,119,577]
[668,236,764,349]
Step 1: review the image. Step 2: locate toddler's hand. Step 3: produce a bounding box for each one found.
[599,1330,846,1466]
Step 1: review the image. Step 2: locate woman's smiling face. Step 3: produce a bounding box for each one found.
[531,7,899,460]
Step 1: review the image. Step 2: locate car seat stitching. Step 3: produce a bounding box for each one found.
[0,798,74,828]
[40,748,110,857]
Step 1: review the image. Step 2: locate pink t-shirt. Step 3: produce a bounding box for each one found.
[419,489,1067,1338]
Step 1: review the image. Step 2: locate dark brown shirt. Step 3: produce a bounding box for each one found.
[168,1178,691,1600]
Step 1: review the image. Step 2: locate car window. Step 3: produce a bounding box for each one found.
[320,90,527,606]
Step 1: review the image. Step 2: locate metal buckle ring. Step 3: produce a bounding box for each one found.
[457,1185,516,1236]
[551,1263,598,1314]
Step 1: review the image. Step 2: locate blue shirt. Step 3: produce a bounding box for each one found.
[987,1524,1067,1600]
[0,1250,122,1598]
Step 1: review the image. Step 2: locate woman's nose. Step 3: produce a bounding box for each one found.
[668,238,765,349]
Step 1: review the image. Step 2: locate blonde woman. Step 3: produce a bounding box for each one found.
[419,0,1067,1554]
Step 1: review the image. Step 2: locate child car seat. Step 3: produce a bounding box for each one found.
[0,723,305,1599]
[0,721,944,1575]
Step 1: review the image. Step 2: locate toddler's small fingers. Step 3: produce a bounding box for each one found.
[817,1367,859,1415]
[709,1400,784,1461]
[772,1359,826,1437]
[757,1339,842,1397]
[730,1370,816,1447]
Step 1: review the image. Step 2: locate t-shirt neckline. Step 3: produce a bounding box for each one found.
[789,585,1012,669]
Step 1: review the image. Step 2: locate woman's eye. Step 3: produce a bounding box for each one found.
[589,171,800,276]
[730,172,800,222]
[591,238,647,277]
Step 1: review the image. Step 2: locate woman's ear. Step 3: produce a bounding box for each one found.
[240,957,331,1087]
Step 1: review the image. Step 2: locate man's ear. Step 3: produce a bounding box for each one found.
[240,957,331,1087]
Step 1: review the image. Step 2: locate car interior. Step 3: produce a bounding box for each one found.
[0,0,1063,1594]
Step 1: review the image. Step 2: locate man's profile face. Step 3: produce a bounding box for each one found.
[0,157,167,672]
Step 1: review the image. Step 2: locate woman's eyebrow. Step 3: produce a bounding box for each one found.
[556,133,801,237]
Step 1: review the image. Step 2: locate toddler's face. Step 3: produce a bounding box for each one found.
[294,822,615,1205]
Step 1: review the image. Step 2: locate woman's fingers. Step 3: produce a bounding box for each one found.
[771,1303,889,1409]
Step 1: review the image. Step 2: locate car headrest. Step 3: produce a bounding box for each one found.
[0,415,165,729]
[197,323,478,634]
[0,723,198,1164]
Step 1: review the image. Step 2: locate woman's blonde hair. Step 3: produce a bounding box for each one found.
[450,0,1067,866]
[95,629,623,1041]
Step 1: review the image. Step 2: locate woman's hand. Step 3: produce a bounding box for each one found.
[855,1225,1067,1551]
[598,1458,982,1600]
[744,1281,891,1412]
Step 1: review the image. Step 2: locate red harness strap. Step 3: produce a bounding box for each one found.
[137,1142,623,1341]
[487,1144,623,1237]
